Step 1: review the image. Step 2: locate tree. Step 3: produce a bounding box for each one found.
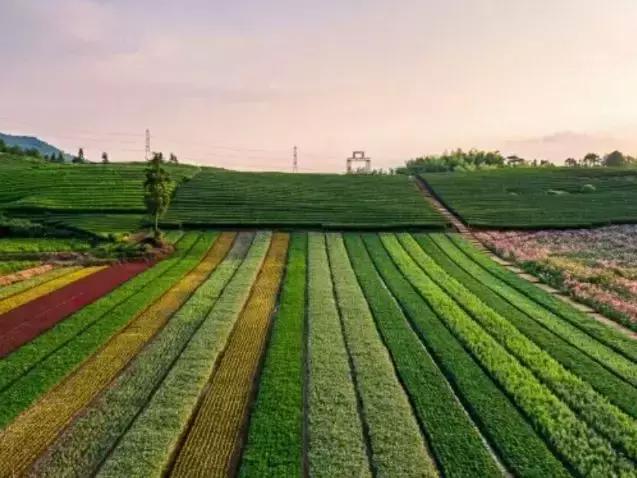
[73,148,85,164]
[581,152,600,167]
[506,155,526,167]
[144,152,174,242]
[565,157,578,167]
[603,150,627,167]
[169,153,178,164]
[55,152,65,163]
[101,152,109,164]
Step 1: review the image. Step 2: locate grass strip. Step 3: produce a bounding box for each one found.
[0,233,198,427]
[436,234,637,386]
[418,234,637,419]
[326,233,438,477]
[359,234,567,478]
[0,266,81,301]
[449,234,637,364]
[383,233,633,476]
[171,233,287,478]
[0,261,41,278]
[30,231,244,477]
[306,232,370,478]
[0,232,218,477]
[401,233,637,462]
[238,233,306,477]
[0,266,106,315]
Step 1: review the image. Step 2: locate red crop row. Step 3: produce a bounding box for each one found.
[0,261,152,357]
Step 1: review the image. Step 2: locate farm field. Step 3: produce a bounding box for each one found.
[163,168,445,229]
[422,167,637,228]
[1,230,636,477]
[478,225,637,331]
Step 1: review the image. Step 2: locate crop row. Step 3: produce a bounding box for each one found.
[399,233,637,463]
[0,265,104,316]
[326,233,437,477]
[171,232,287,477]
[417,234,637,419]
[0,232,219,477]
[0,261,151,357]
[448,234,637,364]
[93,232,264,478]
[0,232,197,428]
[383,234,632,476]
[358,234,567,477]
[0,260,40,277]
[31,231,249,477]
[431,234,637,387]
[306,232,370,477]
[0,265,80,301]
[238,233,306,477]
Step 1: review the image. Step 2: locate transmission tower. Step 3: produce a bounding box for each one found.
[145,129,151,161]
[293,145,298,173]
[346,151,371,174]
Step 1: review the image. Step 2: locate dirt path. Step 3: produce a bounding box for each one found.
[415,176,637,341]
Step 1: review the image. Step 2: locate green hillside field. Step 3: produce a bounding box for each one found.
[423,167,637,228]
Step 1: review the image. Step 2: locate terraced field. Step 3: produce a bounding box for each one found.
[164,168,445,229]
[1,230,635,477]
[423,167,637,228]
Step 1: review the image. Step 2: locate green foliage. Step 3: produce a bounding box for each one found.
[383,233,631,476]
[424,167,637,227]
[580,183,596,193]
[164,169,444,229]
[0,232,209,428]
[396,148,506,174]
[359,234,567,478]
[0,261,38,275]
[326,233,437,477]
[399,233,637,463]
[307,232,370,477]
[0,237,92,254]
[419,234,637,419]
[450,234,637,363]
[36,233,266,477]
[144,153,174,239]
[239,233,307,477]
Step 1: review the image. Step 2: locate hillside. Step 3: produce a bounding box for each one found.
[423,167,637,228]
[0,133,68,159]
[163,168,445,229]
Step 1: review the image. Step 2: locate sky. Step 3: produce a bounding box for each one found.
[1,0,636,172]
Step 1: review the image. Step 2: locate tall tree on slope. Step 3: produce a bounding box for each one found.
[144,152,173,243]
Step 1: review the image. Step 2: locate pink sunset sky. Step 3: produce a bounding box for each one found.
[1,0,636,172]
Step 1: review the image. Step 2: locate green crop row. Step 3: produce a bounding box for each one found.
[360,234,568,477]
[0,232,206,429]
[449,234,637,363]
[383,234,633,476]
[239,233,307,477]
[326,233,437,477]
[32,233,260,477]
[432,234,637,387]
[0,261,39,275]
[307,232,370,478]
[417,234,637,419]
[399,233,637,463]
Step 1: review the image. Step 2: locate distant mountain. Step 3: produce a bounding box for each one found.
[0,132,70,160]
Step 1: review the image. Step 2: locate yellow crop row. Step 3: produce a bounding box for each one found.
[171,232,289,478]
[0,232,237,478]
[0,266,103,316]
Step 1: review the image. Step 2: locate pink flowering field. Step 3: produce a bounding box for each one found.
[476,225,637,329]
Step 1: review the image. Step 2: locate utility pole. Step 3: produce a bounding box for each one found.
[293,145,298,173]
[145,129,151,161]
[346,151,371,174]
